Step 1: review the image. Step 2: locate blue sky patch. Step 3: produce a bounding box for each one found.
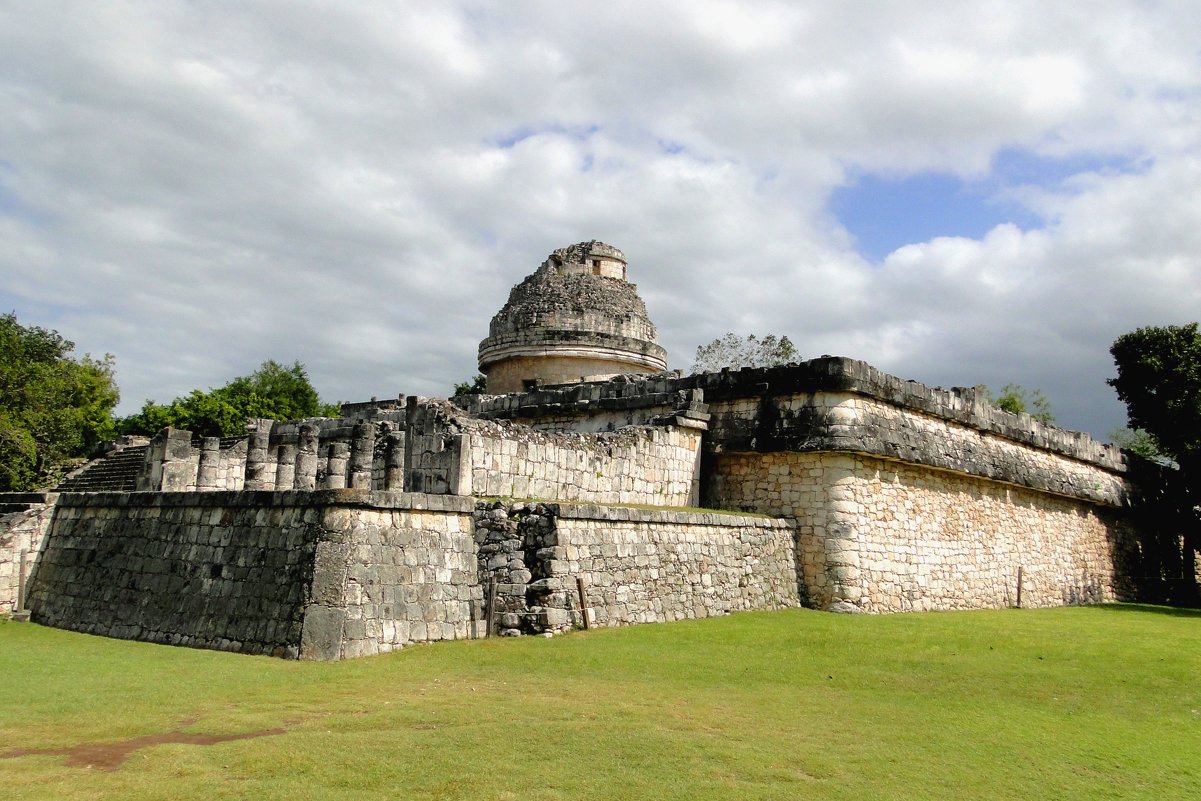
[492,123,600,149]
[830,148,1143,261]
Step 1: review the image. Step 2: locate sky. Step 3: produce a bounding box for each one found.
[2,1,1199,441]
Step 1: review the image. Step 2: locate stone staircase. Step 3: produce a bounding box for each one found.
[53,445,148,493]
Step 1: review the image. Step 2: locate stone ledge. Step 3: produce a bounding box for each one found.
[52,490,475,513]
[550,502,793,528]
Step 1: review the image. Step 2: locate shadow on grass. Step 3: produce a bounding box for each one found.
[1090,602,1201,618]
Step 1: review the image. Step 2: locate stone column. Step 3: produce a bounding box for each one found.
[196,437,221,490]
[384,431,405,490]
[244,433,272,490]
[161,429,197,491]
[275,444,297,491]
[349,421,375,490]
[324,442,349,489]
[294,424,319,490]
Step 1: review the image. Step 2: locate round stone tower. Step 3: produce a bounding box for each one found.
[478,241,669,394]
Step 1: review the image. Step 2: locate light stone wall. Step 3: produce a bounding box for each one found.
[462,424,703,506]
[743,392,1128,505]
[711,451,1135,613]
[0,495,56,615]
[311,501,482,659]
[547,505,799,627]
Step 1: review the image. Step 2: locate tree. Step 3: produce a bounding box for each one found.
[220,360,339,421]
[978,383,1055,424]
[452,374,487,396]
[691,333,798,373]
[118,360,339,438]
[1108,426,1167,462]
[0,313,120,491]
[1109,323,1201,604]
[1109,323,1201,473]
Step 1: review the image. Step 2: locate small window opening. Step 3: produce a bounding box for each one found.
[522,379,539,392]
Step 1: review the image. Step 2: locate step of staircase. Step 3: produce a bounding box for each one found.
[53,446,148,492]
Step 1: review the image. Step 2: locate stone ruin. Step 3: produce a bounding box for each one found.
[0,241,1192,658]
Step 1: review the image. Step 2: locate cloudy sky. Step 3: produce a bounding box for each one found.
[2,1,1199,439]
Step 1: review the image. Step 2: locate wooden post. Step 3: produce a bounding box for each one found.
[485,577,498,638]
[576,576,591,630]
[1016,565,1024,609]
[16,548,28,611]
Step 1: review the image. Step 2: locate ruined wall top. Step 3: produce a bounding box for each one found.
[547,240,628,280]
[459,356,1130,476]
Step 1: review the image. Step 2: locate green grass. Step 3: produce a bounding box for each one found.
[2,606,1199,800]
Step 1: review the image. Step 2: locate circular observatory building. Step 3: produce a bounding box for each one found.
[478,241,669,394]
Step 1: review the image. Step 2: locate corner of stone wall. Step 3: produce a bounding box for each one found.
[299,501,372,658]
[0,492,59,616]
[298,505,354,659]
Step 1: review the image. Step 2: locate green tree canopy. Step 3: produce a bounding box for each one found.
[1107,426,1167,462]
[0,313,120,491]
[118,360,339,438]
[691,333,798,373]
[1109,323,1201,603]
[1109,323,1201,472]
[978,383,1055,424]
[452,374,487,396]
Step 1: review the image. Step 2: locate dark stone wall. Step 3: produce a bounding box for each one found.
[25,490,482,659]
[25,491,327,657]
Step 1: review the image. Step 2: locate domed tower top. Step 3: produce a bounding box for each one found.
[478,241,669,394]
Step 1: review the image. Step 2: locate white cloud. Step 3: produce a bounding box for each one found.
[0,0,1198,438]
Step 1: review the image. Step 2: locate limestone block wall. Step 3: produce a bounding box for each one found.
[25,490,481,659]
[0,494,57,615]
[711,451,1136,613]
[460,424,703,506]
[405,398,704,506]
[545,504,799,627]
[469,501,798,634]
[706,391,1128,505]
[312,497,480,660]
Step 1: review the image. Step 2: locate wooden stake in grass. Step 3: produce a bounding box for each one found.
[17,548,28,611]
[576,577,591,630]
[486,577,498,638]
[1016,566,1024,609]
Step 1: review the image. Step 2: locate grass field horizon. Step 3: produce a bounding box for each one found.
[2,605,1199,800]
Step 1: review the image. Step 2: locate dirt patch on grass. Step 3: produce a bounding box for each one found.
[0,719,288,771]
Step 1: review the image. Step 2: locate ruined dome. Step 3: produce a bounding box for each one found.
[478,241,669,394]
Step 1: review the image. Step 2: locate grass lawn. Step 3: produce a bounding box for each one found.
[1,605,1199,800]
